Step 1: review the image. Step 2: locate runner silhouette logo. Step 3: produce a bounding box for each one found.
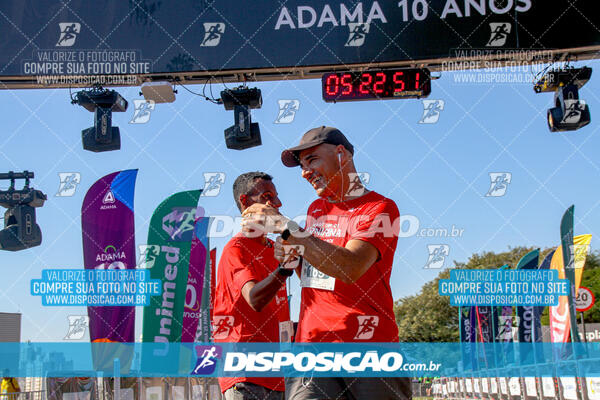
[192,345,222,375]
[354,315,379,340]
[345,23,370,47]
[200,23,225,47]
[486,23,511,47]
[56,23,81,47]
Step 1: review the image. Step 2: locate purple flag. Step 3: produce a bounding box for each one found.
[182,210,210,342]
[82,170,138,342]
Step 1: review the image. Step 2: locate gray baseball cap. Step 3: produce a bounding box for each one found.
[281,126,354,167]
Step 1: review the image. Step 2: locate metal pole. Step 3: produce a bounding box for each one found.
[580,312,587,342]
[114,359,120,400]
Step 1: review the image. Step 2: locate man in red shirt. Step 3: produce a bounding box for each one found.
[213,171,293,400]
[243,127,411,399]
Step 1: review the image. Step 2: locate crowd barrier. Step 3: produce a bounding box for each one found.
[432,375,600,400]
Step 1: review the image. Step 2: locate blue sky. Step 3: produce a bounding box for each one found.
[2,60,600,341]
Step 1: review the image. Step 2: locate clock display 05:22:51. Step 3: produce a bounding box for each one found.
[322,69,431,102]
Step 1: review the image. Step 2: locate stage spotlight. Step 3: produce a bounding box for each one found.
[534,66,592,132]
[72,85,128,152]
[0,171,47,252]
[221,86,262,150]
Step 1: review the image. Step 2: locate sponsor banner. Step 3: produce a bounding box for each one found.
[516,250,540,365]
[81,170,138,346]
[196,225,213,343]
[459,306,478,370]
[535,251,555,342]
[516,250,540,344]
[141,190,202,372]
[1,1,599,78]
[3,343,600,378]
[182,213,211,343]
[549,233,592,346]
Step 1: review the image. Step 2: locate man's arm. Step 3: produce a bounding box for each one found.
[278,235,379,285]
[241,270,288,312]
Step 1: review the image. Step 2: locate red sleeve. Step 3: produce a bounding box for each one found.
[349,198,400,259]
[223,242,260,296]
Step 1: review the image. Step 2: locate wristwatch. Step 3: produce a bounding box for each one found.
[277,265,294,277]
[281,220,301,240]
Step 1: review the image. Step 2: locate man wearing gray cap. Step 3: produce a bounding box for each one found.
[242,126,411,399]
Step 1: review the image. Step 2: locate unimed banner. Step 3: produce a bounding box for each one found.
[81,170,138,343]
[141,190,201,371]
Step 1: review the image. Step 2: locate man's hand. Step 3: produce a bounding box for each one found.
[242,203,289,234]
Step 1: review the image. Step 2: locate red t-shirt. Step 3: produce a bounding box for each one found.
[296,191,400,343]
[212,234,289,393]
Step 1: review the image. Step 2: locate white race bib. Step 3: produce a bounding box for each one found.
[279,320,293,343]
[300,259,335,291]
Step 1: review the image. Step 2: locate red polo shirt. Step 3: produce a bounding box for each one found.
[296,191,400,343]
[212,234,289,393]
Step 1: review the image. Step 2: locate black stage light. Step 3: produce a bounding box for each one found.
[0,171,47,251]
[72,85,128,152]
[534,67,592,132]
[221,87,262,150]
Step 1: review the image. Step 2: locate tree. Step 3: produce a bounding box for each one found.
[394,247,600,342]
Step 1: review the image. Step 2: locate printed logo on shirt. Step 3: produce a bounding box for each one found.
[211,316,234,340]
[354,315,379,340]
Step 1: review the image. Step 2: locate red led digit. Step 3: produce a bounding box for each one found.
[373,72,386,94]
[359,73,373,94]
[414,72,420,90]
[325,74,339,96]
[393,71,405,92]
[341,73,353,95]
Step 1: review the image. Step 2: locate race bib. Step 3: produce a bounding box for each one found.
[300,259,335,291]
[279,320,294,343]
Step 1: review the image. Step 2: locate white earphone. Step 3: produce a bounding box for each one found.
[337,151,342,166]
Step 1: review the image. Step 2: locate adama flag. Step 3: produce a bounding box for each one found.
[81,170,138,343]
[549,234,592,344]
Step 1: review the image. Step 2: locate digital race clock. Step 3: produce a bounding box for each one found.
[322,69,431,102]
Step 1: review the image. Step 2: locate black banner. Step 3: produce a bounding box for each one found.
[1,0,599,84]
